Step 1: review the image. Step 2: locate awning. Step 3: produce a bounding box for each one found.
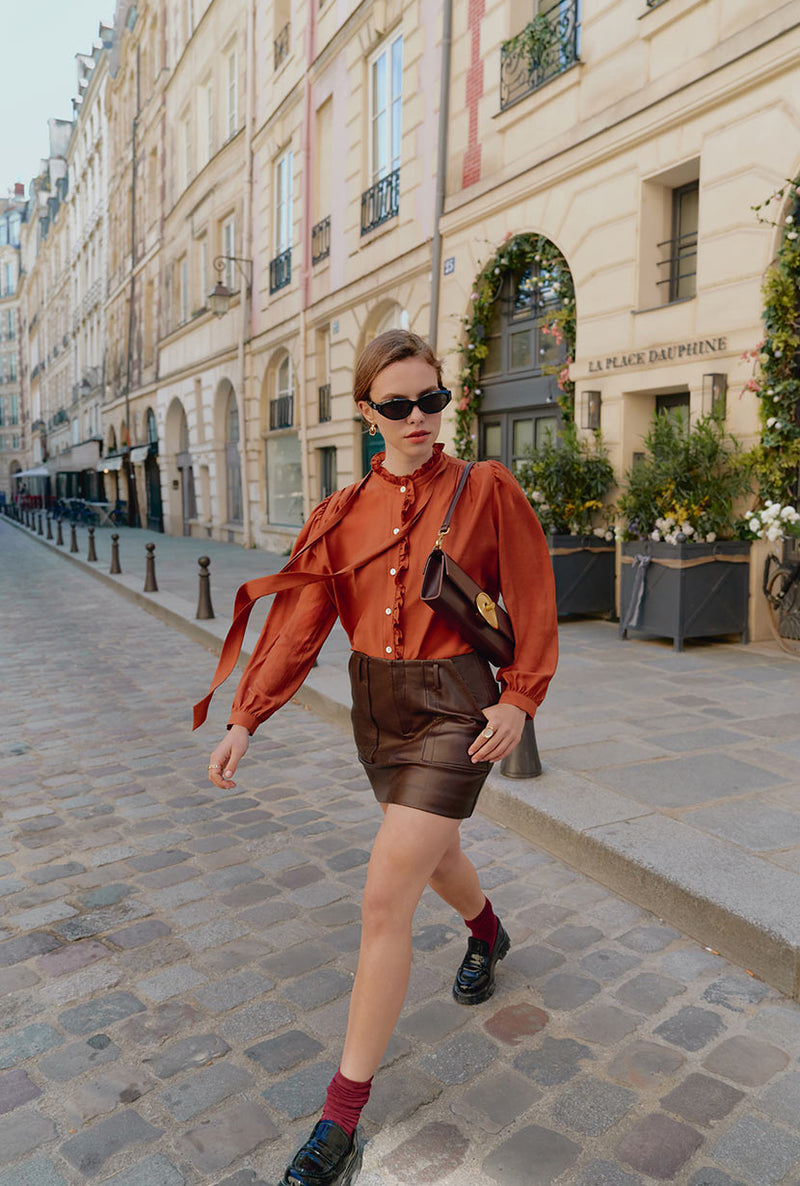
[97,456,123,472]
[49,439,102,474]
[14,466,50,479]
[130,445,150,464]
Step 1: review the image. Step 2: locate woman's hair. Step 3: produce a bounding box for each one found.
[353,330,443,405]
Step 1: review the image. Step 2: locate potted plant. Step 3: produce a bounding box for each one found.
[617,411,753,650]
[516,422,617,616]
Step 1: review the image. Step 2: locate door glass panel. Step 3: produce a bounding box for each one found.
[483,422,502,459]
[512,418,534,456]
[538,323,562,367]
[513,267,537,318]
[483,335,502,374]
[535,416,558,447]
[510,330,531,370]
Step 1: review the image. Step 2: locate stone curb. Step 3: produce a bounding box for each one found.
[8,513,800,1000]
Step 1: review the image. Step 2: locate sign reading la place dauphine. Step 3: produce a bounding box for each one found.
[586,335,728,374]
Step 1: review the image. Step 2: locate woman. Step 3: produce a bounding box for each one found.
[196,330,558,1186]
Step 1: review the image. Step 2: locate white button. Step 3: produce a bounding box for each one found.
[400,485,406,493]
[393,527,400,535]
[385,646,393,654]
[389,567,397,576]
[385,607,392,615]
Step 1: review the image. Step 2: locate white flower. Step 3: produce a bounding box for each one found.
[531,490,545,503]
[605,530,614,541]
[749,518,761,532]
[593,526,605,537]
[767,524,782,541]
[788,232,798,240]
[680,522,694,535]
[767,417,777,428]
[787,215,794,224]
[706,532,717,542]
[650,530,661,541]
[540,502,550,512]
[664,516,675,529]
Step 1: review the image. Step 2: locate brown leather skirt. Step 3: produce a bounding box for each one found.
[348,651,500,819]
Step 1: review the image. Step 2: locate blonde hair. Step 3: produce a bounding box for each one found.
[353,330,443,405]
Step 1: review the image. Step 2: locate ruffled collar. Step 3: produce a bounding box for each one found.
[370,442,446,487]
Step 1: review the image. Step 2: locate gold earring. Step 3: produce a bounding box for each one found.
[368,422,378,437]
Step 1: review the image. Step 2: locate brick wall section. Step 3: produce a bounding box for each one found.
[462,0,485,190]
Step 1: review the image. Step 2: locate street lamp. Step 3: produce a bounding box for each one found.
[580,390,602,430]
[702,373,727,418]
[209,255,253,318]
[78,376,91,399]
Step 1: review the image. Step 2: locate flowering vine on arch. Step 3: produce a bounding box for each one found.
[453,232,576,460]
[742,177,800,506]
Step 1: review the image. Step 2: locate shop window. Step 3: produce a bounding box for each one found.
[266,435,302,526]
[319,446,337,500]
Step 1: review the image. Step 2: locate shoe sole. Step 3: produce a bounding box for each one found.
[452,929,511,1006]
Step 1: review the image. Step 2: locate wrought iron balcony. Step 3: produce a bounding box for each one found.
[361,169,400,236]
[500,0,580,111]
[269,247,292,294]
[274,22,290,70]
[312,216,331,264]
[318,383,332,423]
[269,394,294,430]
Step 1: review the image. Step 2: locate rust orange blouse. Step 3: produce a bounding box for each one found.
[195,445,558,735]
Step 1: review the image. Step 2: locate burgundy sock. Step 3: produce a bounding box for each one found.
[465,897,498,947]
[320,1068,373,1136]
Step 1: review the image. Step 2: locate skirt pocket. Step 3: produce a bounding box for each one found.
[349,653,379,763]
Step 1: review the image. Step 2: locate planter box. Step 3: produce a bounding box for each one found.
[548,534,615,617]
[620,539,751,652]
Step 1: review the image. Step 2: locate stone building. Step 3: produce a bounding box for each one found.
[0,189,26,501]
[65,26,115,502]
[104,0,167,530]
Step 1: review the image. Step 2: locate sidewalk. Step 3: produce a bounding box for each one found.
[8,513,800,999]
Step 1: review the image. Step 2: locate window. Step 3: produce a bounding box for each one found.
[201,76,214,163]
[9,354,16,383]
[226,47,238,139]
[4,263,14,295]
[199,236,209,306]
[656,392,690,421]
[0,398,4,425]
[370,34,403,182]
[221,217,235,289]
[7,310,14,339]
[225,390,243,523]
[177,255,189,324]
[319,446,337,501]
[275,151,293,254]
[0,358,4,385]
[181,111,192,188]
[666,182,698,302]
[0,222,6,246]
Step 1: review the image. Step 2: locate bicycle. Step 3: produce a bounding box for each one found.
[763,550,800,655]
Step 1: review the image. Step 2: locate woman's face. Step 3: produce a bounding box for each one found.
[358,356,443,475]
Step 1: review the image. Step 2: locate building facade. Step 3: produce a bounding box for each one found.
[0,191,25,501]
[12,0,799,572]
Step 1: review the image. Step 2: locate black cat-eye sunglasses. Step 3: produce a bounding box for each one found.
[365,388,452,421]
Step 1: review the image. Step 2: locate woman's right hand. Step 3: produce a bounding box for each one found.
[207,725,250,789]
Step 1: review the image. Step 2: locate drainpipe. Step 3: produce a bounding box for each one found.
[298,0,317,519]
[238,0,255,547]
[428,0,453,352]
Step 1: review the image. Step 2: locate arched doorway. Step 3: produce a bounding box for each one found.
[165,399,196,536]
[262,351,302,527]
[477,245,571,470]
[358,302,406,474]
[457,233,575,467]
[144,407,163,532]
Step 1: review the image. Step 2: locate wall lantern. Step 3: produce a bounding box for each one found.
[209,254,253,318]
[580,390,602,430]
[702,373,727,417]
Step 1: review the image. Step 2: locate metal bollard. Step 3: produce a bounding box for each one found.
[37,512,43,536]
[500,719,543,779]
[56,518,64,547]
[109,532,121,574]
[196,556,215,620]
[87,526,98,562]
[70,522,79,554]
[143,542,158,592]
[46,514,53,540]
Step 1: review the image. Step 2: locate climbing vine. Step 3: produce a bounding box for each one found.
[454,232,576,459]
[743,178,800,504]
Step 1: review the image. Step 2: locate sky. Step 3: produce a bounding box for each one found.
[2,1,114,195]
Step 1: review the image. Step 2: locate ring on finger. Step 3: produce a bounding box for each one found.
[481,726,495,740]
[208,763,222,770]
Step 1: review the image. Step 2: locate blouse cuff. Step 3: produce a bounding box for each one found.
[498,688,541,719]
[227,710,262,735]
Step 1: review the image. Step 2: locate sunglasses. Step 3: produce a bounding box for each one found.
[366,388,452,421]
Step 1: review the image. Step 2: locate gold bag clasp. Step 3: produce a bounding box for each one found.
[475,592,498,629]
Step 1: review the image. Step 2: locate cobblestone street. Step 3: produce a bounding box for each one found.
[4,520,800,1185]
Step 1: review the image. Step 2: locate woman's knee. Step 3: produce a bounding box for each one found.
[429,837,464,885]
[360,881,414,934]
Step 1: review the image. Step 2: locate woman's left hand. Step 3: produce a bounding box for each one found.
[468,702,527,764]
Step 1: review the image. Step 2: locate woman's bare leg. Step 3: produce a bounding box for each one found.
[339,803,463,1082]
[427,832,486,919]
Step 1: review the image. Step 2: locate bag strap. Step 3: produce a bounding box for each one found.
[193,475,432,729]
[434,461,474,549]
